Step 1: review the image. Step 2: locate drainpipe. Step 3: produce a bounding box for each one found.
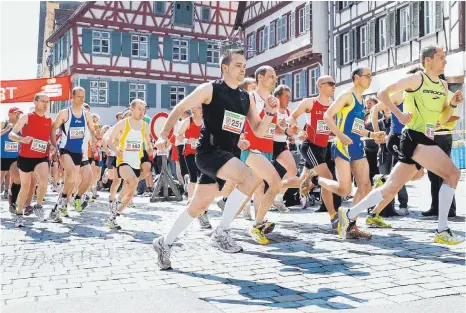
[329,1,335,77]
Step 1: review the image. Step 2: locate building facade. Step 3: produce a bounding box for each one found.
[327,1,466,131]
[43,1,241,124]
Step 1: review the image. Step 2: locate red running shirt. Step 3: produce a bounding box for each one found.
[183,118,202,156]
[306,98,331,147]
[19,112,53,158]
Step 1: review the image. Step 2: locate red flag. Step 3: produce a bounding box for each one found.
[0,76,72,103]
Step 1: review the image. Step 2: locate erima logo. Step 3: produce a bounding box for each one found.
[423,90,445,96]
[75,119,82,123]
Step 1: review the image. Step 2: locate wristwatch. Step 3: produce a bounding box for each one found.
[264,110,275,117]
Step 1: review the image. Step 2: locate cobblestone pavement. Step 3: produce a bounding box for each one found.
[1,173,465,312]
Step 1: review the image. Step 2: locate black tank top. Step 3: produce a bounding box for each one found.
[199,80,250,153]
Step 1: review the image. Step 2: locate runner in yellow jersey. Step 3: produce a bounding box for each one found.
[338,45,464,245]
[106,99,153,229]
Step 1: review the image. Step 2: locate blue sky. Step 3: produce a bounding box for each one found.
[1,1,40,116]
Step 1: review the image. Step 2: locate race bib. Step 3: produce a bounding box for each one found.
[69,127,85,139]
[264,123,276,140]
[125,140,142,152]
[31,139,47,153]
[4,141,19,152]
[351,118,365,135]
[425,123,435,140]
[222,110,246,134]
[316,120,330,134]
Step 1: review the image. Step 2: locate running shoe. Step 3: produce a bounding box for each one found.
[256,219,275,235]
[216,198,226,212]
[91,187,98,199]
[24,206,34,216]
[330,213,339,230]
[198,212,212,229]
[337,207,351,240]
[49,209,62,223]
[106,217,121,230]
[81,194,89,210]
[347,225,372,239]
[243,201,253,220]
[211,228,243,253]
[2,190,8,200]
[373,174,387,188]
[272,200,289,213]
[300,170,317,198]
[152,236,172,270]
[434,229,465,245]
[33,204,46,221]
[366,215,391,228]
[397,206,409,216]
[74,198,83,212]
[9,203,17,215]
[14,214,24,228]
[249,225,270,245]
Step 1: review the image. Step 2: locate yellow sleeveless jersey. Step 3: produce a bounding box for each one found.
[403,72,447,134]
[116,119,145,169]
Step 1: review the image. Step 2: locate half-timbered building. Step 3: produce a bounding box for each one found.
[45,1,241,124]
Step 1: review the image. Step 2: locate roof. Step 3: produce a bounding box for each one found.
[46,2,93,44]
[54,8,78,27]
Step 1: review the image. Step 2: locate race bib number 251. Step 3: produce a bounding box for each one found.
[222,110,246,134]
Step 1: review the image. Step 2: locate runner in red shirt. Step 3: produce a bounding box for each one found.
[9,93,52,226]
[289,75,338,229]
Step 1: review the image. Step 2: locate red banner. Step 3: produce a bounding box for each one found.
[0,76,72,103]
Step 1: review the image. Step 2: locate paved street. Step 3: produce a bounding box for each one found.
[1,173,465,313]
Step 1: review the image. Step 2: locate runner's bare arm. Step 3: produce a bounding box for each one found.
[289,98,313,127]
[107,120,125,155]
[0,121,12,136]
[247,93,277,137]
[160,82,213,140]
[323,91,352,139]
[85,111,96,144]
[438,81,458,126]
[8,114,28,143]
[50,109,67,149]
[378,74,422,123]
[144,122,154,156]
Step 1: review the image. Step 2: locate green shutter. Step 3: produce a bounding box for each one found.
[82,28,92,54]
[187,85,196,95]
[109,81,119,106]
[184,2,193,26]
[63,34,68,58]
[111,31,122,56]
[147,83,157,107]
[119,82,130,106]
[161,85,171,109]
[189,40,199,63]
[154,1,165,14]
[174,2,183,25]
[163,37,172,61]
[199,41,207,64]
[149,35,159,59]
[79,79,90,104]
[122,32,131,57]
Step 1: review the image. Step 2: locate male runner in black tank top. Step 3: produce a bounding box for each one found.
[152,49,279,269]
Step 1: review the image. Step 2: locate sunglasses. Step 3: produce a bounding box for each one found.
[321,82,336,86]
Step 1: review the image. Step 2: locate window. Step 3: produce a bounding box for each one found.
[298,7,305,34]
[277,15,288,42]
[131,35,148,58]
[424,2,435,35]
[92,31,110,54]
[399,7,410,44]
[360,25,368,58]
[378,17,387,51]
[294,73,301,99]
[207,43,220,64]
[343,33,350,64]
[129,84,146,102]
[258,28,265,52]
[173,39,188,62]
[170,86,186,107]
[90,81,108,104]
[309,67,318,95]
[247,33,255,58]
[270,21,276,47]
[341,1,349,9]
[201,7,211,21]
[153,1,165,15]
[278,77,286,86]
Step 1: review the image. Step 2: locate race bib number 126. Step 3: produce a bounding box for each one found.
[222,110,246,134]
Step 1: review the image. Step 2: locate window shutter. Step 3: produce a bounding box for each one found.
[146,83,157,108]
[305,3,310,32]
[54,44,58,64]
[290,10,295,38]
[183,2,194,26]
[109,81,119,106]
[121,32,131,57]
[79,79,90,104]
[119,82,130,105]
[187,85,196,95]
[387,11,396,48]
[349,29,355,61]
[368,20,376,54]
[82,28,92,54]
[189,40,199,63]
[163,37,173,61]
[154,1,165,14]
[435,2,443,32]
[264,25,269,50]
[198,41,207,64]
[63,34,68,58]
[335,35,341,66]
[277,18,282,42]
[285,73,292,88]
[409,2,420,40]
[149,35,159,59]
[252,31,256,55]
[111,31,122,56]
[299,71,306,98]
[283,15,288,41]
[269,22,274,47]
[161,85,171,109]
